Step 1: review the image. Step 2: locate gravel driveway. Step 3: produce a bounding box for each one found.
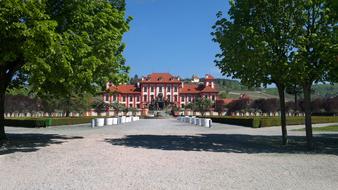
[1,119,338,190]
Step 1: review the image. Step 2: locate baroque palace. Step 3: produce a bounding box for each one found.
[103,73,219,109]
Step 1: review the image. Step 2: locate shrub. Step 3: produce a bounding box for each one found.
[5,117,97,127]
[205,116,260,128]
[203,116,338,128]
[5,118,48,128]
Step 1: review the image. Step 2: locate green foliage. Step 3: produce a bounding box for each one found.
[294,125,338,132]
[5,117,97,127]
[0,0,131,138]
[206,116,260,128]
[188,98,213,116]
[218,91,229,99]
[92,97,109,114]
[110,102,125,112]
[5,118,49,128]
[206,116,338,128]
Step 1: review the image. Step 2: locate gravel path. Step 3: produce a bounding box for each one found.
[1,119,338,190]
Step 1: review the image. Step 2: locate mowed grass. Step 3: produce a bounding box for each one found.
[293,125,338,132]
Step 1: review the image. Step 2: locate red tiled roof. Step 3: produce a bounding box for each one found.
[141,73,181,83]
[180,84,201,94]
[108,85,141,94]
[205,74,215,80]
[180,84,219,94]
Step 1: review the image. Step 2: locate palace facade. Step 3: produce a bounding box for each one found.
[103,73,219,109]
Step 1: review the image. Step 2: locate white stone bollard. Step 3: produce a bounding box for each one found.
[200,119,205,126]
[112,118,118,125]
[91,119,96,128]
[190,117,194,124]
[96,118,105,127]
[204,119,212,128]
[196,118,200,126]
[117,117,122,124]
[121,116,126,123]
[184,116,189,123]
[105,118,113,125]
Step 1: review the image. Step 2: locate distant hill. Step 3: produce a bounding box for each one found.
[213,78,338,100]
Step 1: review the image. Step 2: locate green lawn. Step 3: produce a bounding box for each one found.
[294,125,338,132]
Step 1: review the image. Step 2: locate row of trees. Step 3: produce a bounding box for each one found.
[5,94,92,116]
[213,0,337,148]
[92,98,138,116]
[221,97,338,115]
[0,0,131,140]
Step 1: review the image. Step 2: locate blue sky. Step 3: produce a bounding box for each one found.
[123,0,230,79]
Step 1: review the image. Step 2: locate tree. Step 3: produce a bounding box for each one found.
[92,97,109,116]
[111,102,125,115]
[213,0,301,144]
[291,0,337,148]
[0,0,131,140]
[0,0,58,140]
[286,84,303,111]
[251,98,279,114]
[226,98,251,115]
[130,74,139,85]
[193,98,213,116]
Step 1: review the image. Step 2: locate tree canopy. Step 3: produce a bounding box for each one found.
[0,0,131,140]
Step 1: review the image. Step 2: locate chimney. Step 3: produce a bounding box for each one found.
[211,82,215,89]
[182,82,184,88]
[137,82,140,88]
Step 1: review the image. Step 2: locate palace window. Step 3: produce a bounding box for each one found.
[188,96,192,102]
[129,104,133,108]
[167,86,171,92]
[143,86,147,92]
[181,96,185,101]
[113,95,117,101]
[151,86,154,92]
[159,86,163,93]
[205,95,208,99]
[105,94,109,101]
[137,104,140,109]
[144,95,147,102]
[174,86,178,92]
[122,96,126,102]
[181,104,185,108]
[174,95,178,101]
[212,95,215,101]
[167,95,171,101]
[129,96,133,101]
[151,95,154,101]
[136,96,140,102]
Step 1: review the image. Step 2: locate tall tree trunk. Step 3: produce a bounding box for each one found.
[303,82,313,149]
[0,81,7,140]
[277,83,287,145]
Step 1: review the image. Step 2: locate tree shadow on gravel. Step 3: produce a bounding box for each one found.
[105,134,338,155]
[0,133,83,155]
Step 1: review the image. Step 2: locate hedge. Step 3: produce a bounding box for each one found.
[5,118,49,128]
[204,116,338,128]
[206,117,260,128]
[4,117,95,128]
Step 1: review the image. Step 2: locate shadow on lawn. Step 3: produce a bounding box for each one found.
[0,133,83,155]
[105,133,338,155]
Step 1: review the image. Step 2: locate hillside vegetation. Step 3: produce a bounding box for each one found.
[213,78,338,100]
